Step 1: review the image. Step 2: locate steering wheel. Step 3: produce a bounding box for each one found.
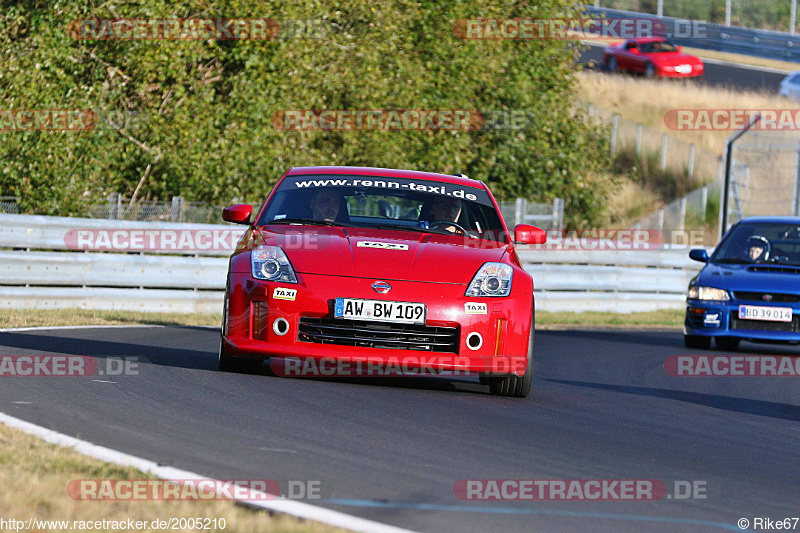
[429,220,468,235]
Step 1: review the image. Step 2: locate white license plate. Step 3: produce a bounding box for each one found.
[334,298,426,324]
[738,305,793,322]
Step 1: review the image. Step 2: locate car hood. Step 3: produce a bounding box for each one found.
[649,52,701,65]
[699,262,800,294]
[255,226,508,284]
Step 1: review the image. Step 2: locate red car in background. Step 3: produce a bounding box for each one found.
[603,37,704,78]
[218,166,546,397]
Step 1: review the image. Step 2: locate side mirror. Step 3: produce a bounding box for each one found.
[689,249,709,263]
[514,224,547,245]
[223,204,253,225]
[630,48,640,55]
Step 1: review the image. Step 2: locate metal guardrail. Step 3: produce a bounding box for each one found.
[583,5,800,64]
[0,214,707,313]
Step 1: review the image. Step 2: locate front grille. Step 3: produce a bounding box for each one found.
[730,315,800,333]
[298,317,459,353]
[733,292,800,303]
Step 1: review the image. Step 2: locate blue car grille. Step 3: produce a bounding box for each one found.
[730,315,800,333]
[733,291,800,303]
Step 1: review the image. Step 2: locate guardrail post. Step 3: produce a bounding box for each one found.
[660,134,668,171]
[657,208,664,232]
[688,143,695,178]
[610,113,618,155]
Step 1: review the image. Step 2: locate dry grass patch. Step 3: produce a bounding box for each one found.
[578,70,800,155]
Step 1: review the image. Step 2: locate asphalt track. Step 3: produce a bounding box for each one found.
[1,325,798,532]
[579,44,790,93]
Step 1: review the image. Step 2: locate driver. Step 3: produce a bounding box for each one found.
[309,189,341,222]
[745,235,770,262]
[429,196,463,233]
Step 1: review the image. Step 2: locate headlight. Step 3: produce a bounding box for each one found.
[688,285,729,301]
[465,262,513,297]
[251,246,297,283]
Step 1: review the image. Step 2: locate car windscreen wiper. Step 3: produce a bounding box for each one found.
[714,258,749,264]
[268,218,353,227]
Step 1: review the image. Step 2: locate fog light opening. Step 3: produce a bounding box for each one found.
[273,317,290,336]
[466,332,483,351]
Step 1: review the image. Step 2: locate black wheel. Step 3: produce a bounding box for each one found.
[488,309,534,398]
[218,336,262,373]
[644,62,656,78]
[716,337,740,351]
[684,335,711,349]
[608,56,618,73]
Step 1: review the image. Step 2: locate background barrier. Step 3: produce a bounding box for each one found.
[0,214,708,314]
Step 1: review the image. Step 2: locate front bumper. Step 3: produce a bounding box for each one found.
[223,271,533,376]
[684,299,800,343]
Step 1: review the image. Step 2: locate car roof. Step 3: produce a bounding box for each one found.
[286,166,486,188]
[629,37,669,44]
[736,216,800,224]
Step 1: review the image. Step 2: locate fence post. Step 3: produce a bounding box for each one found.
[635,124,643,157]
[793,0,798,34]
[171,196,183,222]
[700,185,708,226]
[688,143,695,179]
[660,134,668,171]
[794,139,800,215]
[514,197,526,226]
[678,196,687,232]
[657,208,664,233]
[610,113,618,155]
[553,198,565,230]
[588,103,594,118]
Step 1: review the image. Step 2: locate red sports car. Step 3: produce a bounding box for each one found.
[603,37,703,78]
[218,166,546,397]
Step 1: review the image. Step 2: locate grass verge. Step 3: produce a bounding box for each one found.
[0,308,685,330]
[537,309,684,328]
[0,309,221,329]
[0,422,343,533]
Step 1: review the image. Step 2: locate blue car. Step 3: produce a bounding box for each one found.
[685,217,800,350]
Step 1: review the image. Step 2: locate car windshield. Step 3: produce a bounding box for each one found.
[712,222,800,265]
[638,40,678,53]
[257,174,508,242]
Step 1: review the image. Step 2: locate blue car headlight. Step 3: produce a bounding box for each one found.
[688,285,730,301]
[251,246,297,283]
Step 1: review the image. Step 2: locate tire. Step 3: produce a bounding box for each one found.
[488,308,534,398]
[684,335,711,349]
[608,56,618,73]
[644,62,656,78]
[218,335,262,374]
[716,337,740,351]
